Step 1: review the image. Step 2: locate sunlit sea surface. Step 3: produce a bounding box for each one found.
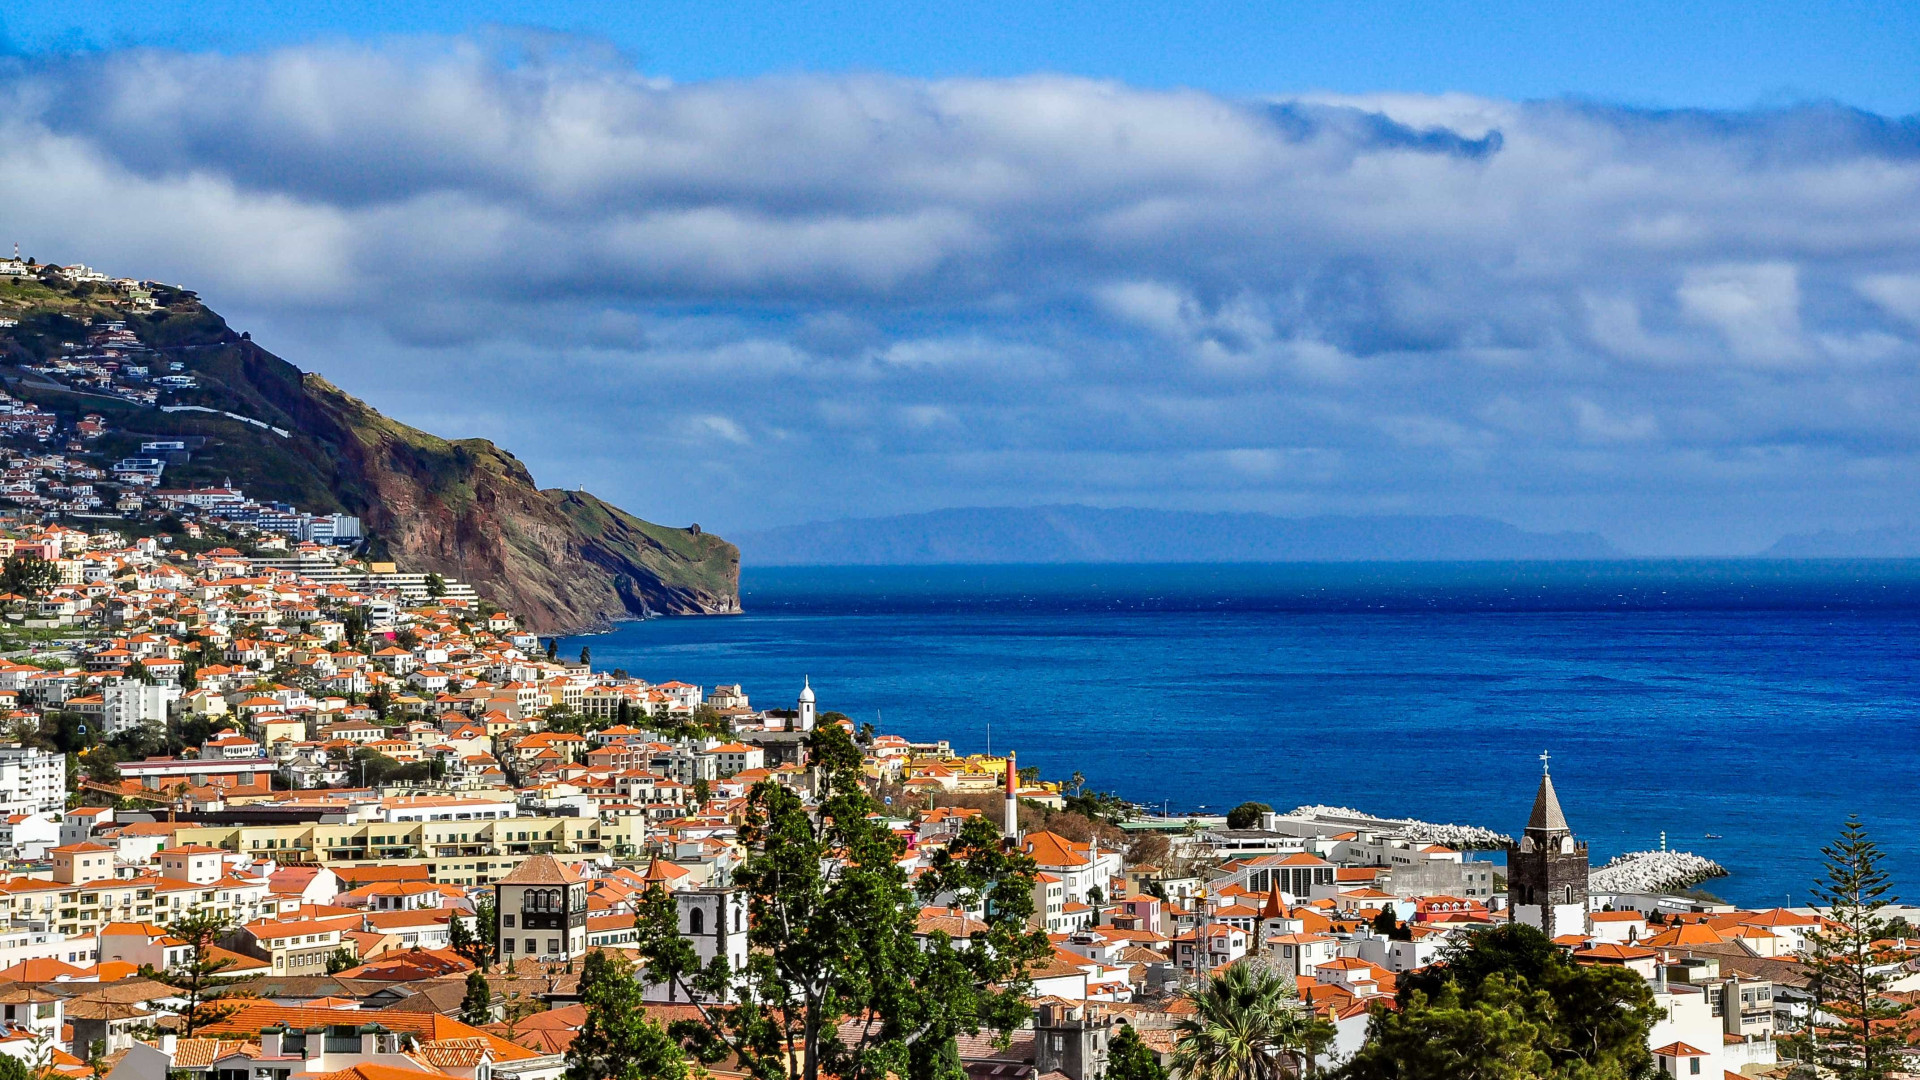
[562,561,1920,906]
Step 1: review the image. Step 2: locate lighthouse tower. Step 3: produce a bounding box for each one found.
[797,677,816,731]
[1003,751,1020,842]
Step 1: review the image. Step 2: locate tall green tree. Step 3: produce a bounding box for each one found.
[451,895,498,971]
[1173,961,1325,1080]
[160,908,243,1034]
[565,950,687,1080]
[1783,815,1912,1080]
[1108,1024,1169,1080]
[461,969,494,1027]
[632,724,1046,1080]
[1345,923,1657,1080]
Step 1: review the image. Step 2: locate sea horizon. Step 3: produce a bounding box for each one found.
[566,558,1920,908]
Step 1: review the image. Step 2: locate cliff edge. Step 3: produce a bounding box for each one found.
[0,270,739,632]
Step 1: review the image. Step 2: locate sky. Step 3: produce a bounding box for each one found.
[1,4,1919,553]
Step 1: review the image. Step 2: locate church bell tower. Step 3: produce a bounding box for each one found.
[1505,752,1589,940]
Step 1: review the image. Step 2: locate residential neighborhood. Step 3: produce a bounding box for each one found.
[0,505,1893,1079]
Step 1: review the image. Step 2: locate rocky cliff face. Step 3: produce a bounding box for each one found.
[0,281,739,632]
[268,366,741,631]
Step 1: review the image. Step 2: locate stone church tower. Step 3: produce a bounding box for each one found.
[1505,754,1589,940]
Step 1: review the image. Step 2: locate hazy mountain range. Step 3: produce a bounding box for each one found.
[734,506,1624,565]
[1763,525,1920,558]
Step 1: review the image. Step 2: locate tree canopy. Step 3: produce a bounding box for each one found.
[565,949,687,1080]
[1173,961,1329,1080]
[1108,1024,1168,1080]
[631,723,1049,1080]
[1341,924,1658,1080]
[1226,802,1272,830]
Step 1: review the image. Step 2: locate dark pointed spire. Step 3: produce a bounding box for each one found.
[1527,751,1569,835]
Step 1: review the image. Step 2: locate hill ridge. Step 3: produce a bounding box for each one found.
[0,267,738,631]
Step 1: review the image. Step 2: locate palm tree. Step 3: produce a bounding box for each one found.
[1172,961,1321,1080]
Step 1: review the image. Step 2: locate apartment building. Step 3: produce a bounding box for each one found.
[170,814,605,886]
[0,746,64,815]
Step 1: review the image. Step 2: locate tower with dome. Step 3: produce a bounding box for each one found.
[797,677,816,731]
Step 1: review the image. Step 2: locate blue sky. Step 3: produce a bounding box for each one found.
[5,2,1920,114]
[1,5,1918,553]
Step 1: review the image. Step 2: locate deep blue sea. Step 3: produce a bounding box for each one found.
[561,561,1920,907]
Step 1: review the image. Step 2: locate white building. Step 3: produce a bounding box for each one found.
[641,887,749,1003]
[0,813,59,859]
[101,679,181,736]
[1648,979,1726,1079]
[0,745,66,815]
[59,806,113,848]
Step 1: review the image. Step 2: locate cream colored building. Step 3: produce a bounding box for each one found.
[170,814,605,886]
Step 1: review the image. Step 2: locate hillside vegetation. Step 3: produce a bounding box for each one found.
[0,268,739,631]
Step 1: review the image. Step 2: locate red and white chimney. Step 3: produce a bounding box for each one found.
[1003,750,1019,842]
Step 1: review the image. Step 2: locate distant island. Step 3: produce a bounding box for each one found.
[734,505,1623,565]
[1763,524,1920,558]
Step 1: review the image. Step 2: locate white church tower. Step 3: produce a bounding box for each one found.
[797,677,816,732]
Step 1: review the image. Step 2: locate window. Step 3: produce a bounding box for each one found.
[504,915,514,928]
[525,938,535,954]
[503,939,515,953]
[689,908,703,935]
[1689,1060,1700,1076]
[546,939,559,954]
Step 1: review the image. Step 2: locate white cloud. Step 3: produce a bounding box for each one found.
[2,41,1920,548]
[1859,274,1920,328]
[1677,263,1807,366]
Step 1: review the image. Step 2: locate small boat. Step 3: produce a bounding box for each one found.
[1703,833,1722,839]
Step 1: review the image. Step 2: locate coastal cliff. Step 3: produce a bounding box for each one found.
[0,273,739,632]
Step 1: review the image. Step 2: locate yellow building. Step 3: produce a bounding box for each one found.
[171,814,606,887]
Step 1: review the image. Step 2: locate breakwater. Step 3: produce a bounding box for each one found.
[1589,850,1729,894]
[1285,805,1513,849]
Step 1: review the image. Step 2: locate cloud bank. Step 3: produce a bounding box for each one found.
[4,39,1920,552]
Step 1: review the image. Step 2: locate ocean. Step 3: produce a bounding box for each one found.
[560,560,1920,907]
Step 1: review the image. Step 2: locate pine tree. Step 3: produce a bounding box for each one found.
[1784,815,1912,1080]
[1107,1024,1168,1080]
[461,969,493,1026]
[565,950,687,1080]
[160,908,244,1034]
